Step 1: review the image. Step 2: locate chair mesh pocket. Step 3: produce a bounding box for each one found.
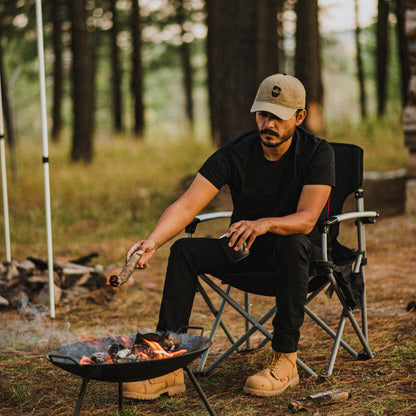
[333,265,364,310]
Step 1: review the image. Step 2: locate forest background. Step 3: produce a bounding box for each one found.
[0,0,410,261]
[1,2,416,415]
[0,0,408,159]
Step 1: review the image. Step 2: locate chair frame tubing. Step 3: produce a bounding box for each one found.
[187,190,377,377]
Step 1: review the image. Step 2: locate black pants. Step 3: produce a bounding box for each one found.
[156,234,321,353]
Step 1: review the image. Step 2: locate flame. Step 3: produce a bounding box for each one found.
[143,339,187,359]
[77,335,187,365]
[121,335,131,345]
[80,332,131,349]
[80,333,106,348]
[80,356,94,365]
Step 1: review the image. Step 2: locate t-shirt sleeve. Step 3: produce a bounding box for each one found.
[198,147,231,190]
[304,141,335,187]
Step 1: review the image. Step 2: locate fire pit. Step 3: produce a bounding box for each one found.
[46,330,216,415]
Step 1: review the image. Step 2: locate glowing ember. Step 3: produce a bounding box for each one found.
[79,332,187,365]
[79,356,95,365]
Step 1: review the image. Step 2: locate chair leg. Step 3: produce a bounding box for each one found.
[360,269,369,341]
[345,308,374,359]
[326,314,347,376]
[197,284,235,373]
[199,274,273,337]
[197,305,276,375]
[197,275,319,377]
[184,367,217,416]
[361,297,369,341]
[244,291,251,350]
[304,305,358,358]
[325,266,374,357]
[297,358,319,378]
[197,281,236,345]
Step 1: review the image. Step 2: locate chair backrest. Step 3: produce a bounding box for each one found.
[328,142,363,217]
[210,142,364,296]
[327,142,363,244]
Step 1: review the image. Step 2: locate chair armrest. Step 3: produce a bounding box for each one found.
[185,211,232,234]
[319,211,379,227]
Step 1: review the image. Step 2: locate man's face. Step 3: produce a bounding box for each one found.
[255,110,305,148]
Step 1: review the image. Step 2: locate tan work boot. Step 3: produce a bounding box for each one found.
[123,368,186,400]
[243,351,299,396]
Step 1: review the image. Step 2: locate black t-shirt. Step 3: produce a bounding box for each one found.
[198,127,335,248]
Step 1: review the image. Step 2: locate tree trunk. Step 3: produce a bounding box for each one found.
[354,0,367,119]
[110,0,123,132]
[206,0,221,144]
[176,0,194,134]
[131,0,145,138]
[276,0,285,74]
[395,0,410,106]
[69,0,94,162]
[403,0,416,214]
[207,0,279,146]
[51,0,63,141]
[256,0,280,81]
[218,0,258,144]
[0,28,18,181]
[377,0,390,117]
[295,0,325,136]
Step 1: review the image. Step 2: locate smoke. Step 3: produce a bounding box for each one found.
[0,296,76,353]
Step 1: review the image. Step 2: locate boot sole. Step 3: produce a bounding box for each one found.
[123,383,186,401]
[243,375,299,397]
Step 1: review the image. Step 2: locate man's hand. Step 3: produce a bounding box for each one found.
[126,239,157,269]
[226,185,332,249]
[226,218,270,251]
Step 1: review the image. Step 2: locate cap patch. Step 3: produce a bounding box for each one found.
[272,86,281,98]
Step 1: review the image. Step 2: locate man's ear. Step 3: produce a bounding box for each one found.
[295,109,307,126]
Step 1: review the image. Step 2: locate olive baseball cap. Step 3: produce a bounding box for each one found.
[250,73,306,120]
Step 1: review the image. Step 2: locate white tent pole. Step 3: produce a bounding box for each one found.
[36,0,55,319]
[0,78,11,263]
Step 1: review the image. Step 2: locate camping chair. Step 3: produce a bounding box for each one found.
[184,142,379,378]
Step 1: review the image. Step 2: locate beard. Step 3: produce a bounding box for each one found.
[259,127,295,148]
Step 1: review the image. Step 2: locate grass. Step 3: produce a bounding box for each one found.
[1,115,408,263]
[326,113,407,172]
[0,120,414,415]
[4,134,215,262]
[0,227,415,416]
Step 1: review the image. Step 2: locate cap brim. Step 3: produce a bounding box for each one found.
[250,101,297,121]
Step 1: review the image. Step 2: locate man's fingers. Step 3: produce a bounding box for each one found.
[228,221,259,250]
[230,228,249,250]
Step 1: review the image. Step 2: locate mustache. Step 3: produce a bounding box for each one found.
[260,128,279,138]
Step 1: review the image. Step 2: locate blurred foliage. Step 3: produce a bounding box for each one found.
[1,0,208,138]
[0,2,408,263]
[0,0,406,145]
[0,0,406,170]
[4,136,215,262]
[1,123,405,263]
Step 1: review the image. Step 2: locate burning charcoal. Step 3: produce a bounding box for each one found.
[114,348,137,363]
[108,343,125,358]
[133,331,182,352]
[90,352,108,363]
[159,332,182,351]
[134,332,161,345]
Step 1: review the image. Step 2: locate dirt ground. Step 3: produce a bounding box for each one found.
[0,181,415,416]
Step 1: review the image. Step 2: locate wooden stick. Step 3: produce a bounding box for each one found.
[289,388,350,412]
[109,251,142,287]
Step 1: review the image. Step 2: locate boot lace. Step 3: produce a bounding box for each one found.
[266,353,285,371]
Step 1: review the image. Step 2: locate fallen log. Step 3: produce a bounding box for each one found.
[72,252,99,265]
[0,253,114,310]
[289,388,351,412]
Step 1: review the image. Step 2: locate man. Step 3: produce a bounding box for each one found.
[123,74,335,400]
